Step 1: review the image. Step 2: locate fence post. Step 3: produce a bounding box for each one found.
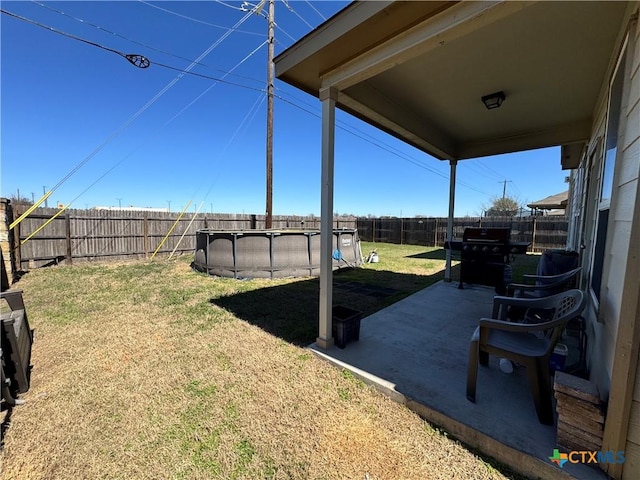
[434,218,438,247]
[143,212,149,258]
[400,217,404,245]
[0,198,15,284]
[532,216,537,252]
[15,216,22,273]
[372,218,376,243]
[65,212,73,265]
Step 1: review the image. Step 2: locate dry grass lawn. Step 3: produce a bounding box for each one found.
[1,245,526,479]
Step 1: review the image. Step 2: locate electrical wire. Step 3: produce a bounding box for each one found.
[274,94,491,196]
[0,8,268,93]
[1,5,257,207]
[280,0,314,29]
[31,0,267,87]
[163,40,268,126]
[459,161,503,181]
[4,6,492,204]
[1,9,151,68]
[274,23,297,43]
[214,0,248,12]
[229,93,267,149]
[57,38,269,217]
[214,0,299,44]
[139,0,263,36]
[272,86,492,195]
[31,1,204,65]
[304,0,327,21]
[199,92,267,203]
[475,159,504,179]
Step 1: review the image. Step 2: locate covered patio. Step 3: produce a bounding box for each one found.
[275,1,638,479]
[274,0,627,348]
[310,281,606,480]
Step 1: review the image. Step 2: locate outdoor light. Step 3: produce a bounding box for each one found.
[481,91,505,110]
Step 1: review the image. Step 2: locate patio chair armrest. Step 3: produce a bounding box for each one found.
[506,282,541,297]
[491,294,552,319]
[522,274,542,282]
[507,281,575,297]
[479,317,566,333]
[523,268,582,285]
[0,290,25,311]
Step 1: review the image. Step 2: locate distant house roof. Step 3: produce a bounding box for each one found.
[527,191,568,210]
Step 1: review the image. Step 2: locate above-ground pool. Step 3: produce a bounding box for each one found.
[193,229,363,279]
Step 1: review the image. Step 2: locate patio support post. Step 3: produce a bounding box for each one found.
[317,86,338,349]
[445,159,457,282]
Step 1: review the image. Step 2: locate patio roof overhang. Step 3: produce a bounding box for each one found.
[275,0,629,162]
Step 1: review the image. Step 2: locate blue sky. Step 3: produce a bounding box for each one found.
[1,1,569,217]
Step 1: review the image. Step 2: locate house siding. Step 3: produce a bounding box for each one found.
[624,10,640,478]
[580,5,640,403]
[571,8,639,478]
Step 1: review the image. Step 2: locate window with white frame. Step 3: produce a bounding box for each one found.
[590,39,627,303]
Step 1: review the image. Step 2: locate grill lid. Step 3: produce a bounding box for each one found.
[462,227,511,243]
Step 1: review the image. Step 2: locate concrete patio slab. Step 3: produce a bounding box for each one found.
[310,280,607,480]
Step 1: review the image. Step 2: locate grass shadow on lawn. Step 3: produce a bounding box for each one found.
[211,266,455,346]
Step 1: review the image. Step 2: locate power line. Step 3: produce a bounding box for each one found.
[236,0,299,43]
[1,6,257,202]
[163,40,268,126]
[68,40,269,213]
[1,9,151,68]
[152,61,267,92]
[31,1,202,65]
[198,92,267,203]
[139,0,263,36]
[459,161,507,186]
[280,0,314,29]
[274,94,491,196]
[1,8,268,93]
[475,159,504,179]
[274,22,297,43]
[31,0,267,86]
[214,0,248,12]
[5,6,491,202]
[272,86,492,195]
[304,0,327,21]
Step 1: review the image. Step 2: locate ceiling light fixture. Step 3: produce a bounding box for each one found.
[481,91,505,110]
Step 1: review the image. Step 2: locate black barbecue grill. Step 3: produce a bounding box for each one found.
[446,227,530,293]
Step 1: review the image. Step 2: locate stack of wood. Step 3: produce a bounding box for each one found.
[554,371,605,452]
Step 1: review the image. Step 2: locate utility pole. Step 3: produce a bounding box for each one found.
[265,0,275,229]
[117,198,122,209]
[500,180,512,198]
[43,186,48,207]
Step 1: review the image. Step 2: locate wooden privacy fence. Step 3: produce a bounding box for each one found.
[356,216,568,252]
[9,207,356,270]
[5,204,568,273]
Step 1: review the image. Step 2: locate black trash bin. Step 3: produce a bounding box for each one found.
[332,305,362,349]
